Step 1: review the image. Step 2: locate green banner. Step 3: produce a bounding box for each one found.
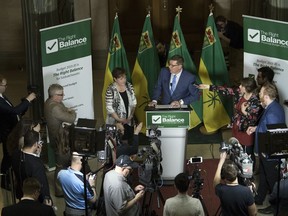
[40,19,92,66]
[146,111,190,128]
[244,15,288,61]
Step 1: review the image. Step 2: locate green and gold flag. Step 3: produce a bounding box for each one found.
[132,13,160,131]
[167,14,202,129]
[198,12,232,132]
[102,14,130,120]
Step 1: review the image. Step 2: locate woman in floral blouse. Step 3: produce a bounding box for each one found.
[105,67,137,140]
[199,77,262,160]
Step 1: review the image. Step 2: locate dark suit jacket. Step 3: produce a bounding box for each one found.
[152,67,199,105]
[1,199,56,216]
[11,150,51,203]
[0,95,30,141]
[255,100,285,153]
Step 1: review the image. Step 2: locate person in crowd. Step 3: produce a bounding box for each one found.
[256,66,275,87]
[213,151,257,216]
[58,152,97,216]
[266,161,288,215]
[148,54,199,108]
[1,177,55,216]
[0,74,36,189]
[113,122,143,158]
[215,15,243,49]
[11,130,52,204]
[246,83,285,205]
[105,67,137,141]
[198,77,262,162]
[7,118,41,157]
[255,66,279,101]
[163,172,205,216]
[156,41,169,68]
[103,154,145,216]
[44,83,77,197]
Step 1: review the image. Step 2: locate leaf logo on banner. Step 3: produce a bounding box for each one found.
[139,31,152,53]
[205,26,216,46]
[170,31,182,50]
[110,33,121,54]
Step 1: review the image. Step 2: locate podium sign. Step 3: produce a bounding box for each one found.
[146,110,190,128]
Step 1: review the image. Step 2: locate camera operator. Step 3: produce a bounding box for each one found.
[107,122,143,160]
[103,154,145,216]
[57,152,97,216]
[213,152,257,216]
[163,172,205,216]
[0,74,36,189]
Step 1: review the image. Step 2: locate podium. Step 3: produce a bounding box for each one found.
[145,106,190,182]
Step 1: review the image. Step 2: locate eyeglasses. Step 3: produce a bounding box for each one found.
[55,93,64,96]
[168,64,179,68]
[0,84,7,87]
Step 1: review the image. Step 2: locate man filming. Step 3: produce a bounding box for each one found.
[213,152,257,216]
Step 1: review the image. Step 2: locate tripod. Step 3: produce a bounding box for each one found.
[192,186,209,216]
[189,163,209,216]
[142,182,165,216]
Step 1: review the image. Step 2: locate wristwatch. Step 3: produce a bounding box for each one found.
[179,99,184,105]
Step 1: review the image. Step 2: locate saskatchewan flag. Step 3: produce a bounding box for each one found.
[102,14,130,120]
[167,14,202,129]
[132,13,160,131]
[198,13,232,132]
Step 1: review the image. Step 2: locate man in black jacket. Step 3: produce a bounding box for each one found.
[1,177,55,216]
[0,74,36,189]
[11,130,52,204]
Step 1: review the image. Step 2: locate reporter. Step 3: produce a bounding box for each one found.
[103,155,145,216]
[58,152,97,216]
[213,152,257,216]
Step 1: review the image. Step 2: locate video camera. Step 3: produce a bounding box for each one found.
[27,84,41,98]
[138,126,162,189]
[219,137,253,179]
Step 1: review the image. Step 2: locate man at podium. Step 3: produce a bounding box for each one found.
[148,55,199,108]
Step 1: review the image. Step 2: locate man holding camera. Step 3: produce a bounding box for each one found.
[103,155,145,216]
[0,74,36,189]
[213,152,257,216]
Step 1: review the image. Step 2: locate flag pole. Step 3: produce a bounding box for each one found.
[176,5,182,21]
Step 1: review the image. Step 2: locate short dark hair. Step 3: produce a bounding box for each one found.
[174,172,190,193]
[22,177,41,195]
[215,15,227,23]
[241,77,257,93]
[257,66,274,83]
[169,55,184,65]
[112,67,126,79]
[221,160,238,182]
[24,130,39,148]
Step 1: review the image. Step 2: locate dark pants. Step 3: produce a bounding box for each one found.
[1,137,11,189]
[256,154,279,202]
